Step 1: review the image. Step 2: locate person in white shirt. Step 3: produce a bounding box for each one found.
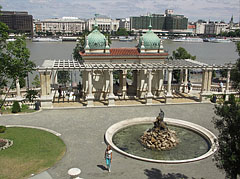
[104,145,112,172]
[219,81,224,92]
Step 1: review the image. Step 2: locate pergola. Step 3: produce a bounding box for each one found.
[35,59,234,108]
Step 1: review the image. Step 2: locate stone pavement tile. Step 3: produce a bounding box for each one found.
[30,171,52,179]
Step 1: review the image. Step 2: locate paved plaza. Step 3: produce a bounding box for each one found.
[0,103,225,179]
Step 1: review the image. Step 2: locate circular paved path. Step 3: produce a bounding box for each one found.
[0,104,225,179]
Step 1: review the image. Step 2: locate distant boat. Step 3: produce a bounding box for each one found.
[172,37,203,43]
[32,37,62,42]
[119,36,134,42]
[210,38,231,43]
[6,38,16,42]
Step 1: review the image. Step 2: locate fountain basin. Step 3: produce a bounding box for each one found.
[105,117,217,164]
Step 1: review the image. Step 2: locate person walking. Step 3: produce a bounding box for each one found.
[187,81,192,93]
[104,145,112,172]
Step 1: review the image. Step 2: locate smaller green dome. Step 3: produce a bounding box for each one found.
[139,30,160,50]
[87,28,106,49]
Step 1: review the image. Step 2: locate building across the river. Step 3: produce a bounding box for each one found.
[130,10,188,34]
[0,11,33,36]
[86,15,119,33]
[34,17,85,36]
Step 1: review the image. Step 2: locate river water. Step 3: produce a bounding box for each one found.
[27,40,239,67]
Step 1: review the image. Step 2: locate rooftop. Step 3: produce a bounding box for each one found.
[80,48,168,56]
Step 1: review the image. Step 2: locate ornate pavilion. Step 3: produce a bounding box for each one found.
[36,23,234,108]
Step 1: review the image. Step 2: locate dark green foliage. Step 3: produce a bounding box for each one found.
[219,69,227,78]
[116,28,128,36]
[25,90,38,102]
[172,47,196,60]
[12,101,21,113]
[0,126,6,133]
[73,32,89,62]
[57,71,70,85]
[32,75,40,88]
[173,69,181,83]
[21,104,29,110]
[231,43,240,91]
[113,71,120,80]
[219,29,240,37]
[212,95,240,179]
[171,47,196,82]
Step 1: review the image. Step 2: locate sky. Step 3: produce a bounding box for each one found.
[0,0,239,22]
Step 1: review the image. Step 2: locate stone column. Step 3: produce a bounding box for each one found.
[165,68,173,103]
[200,69,212,102]
[40,70,51,96]
[146,70,153,105]
[207,69,212,92]
[16,78,21,98]
[157,70,164,97]
[86,70,94,107]
[139,70,146,99]
[39,70,53,108]
[53,70,58,85]
[183,69,188,93]
[122,70,127,98]
[201,69,208,93]
[108,70,115,106]
[179,69,184,92]
[136,70,141,97]
[225,69,231,101]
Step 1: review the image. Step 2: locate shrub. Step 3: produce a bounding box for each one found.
[12,101,21,113]
[21,104,29,110]
[0,126,6,133]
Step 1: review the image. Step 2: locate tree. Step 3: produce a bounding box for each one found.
[72,32,89,62]
[57,71,70,85]
[0,17,35,108]
[172,47,196,60]
[32,75,41,88]
[212,42,240,179]
[212,95,240,179]
[171,47,196,82]
[230,42,240,91]
[116,28,128,36]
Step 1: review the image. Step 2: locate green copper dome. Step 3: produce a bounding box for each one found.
[86,28,106,49]
[139,30,160,50]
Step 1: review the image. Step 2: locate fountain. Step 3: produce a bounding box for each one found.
[105,108,218,163]
[140,109,178,150]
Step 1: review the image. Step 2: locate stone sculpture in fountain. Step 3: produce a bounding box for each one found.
[140,109,179,150]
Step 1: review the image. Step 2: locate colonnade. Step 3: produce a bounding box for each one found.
[38,67,232,107]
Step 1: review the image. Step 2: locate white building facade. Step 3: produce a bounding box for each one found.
[195,20,207,35]
[34,17,85,35]
[205,21,229,35]
[118,18,130,31]
[86,15,119,32]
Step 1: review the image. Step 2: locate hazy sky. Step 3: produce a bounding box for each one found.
[0,0,239,22]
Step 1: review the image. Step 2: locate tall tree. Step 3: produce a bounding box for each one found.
[171,47,196,82]
[212,95,240,179]
[230,42,240,91]
[0,12,35,108]
[172,47,196,60]
[212,42,240,179]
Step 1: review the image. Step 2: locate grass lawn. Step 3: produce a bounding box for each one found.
[0,127,66,179]
[1,107,36,115]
